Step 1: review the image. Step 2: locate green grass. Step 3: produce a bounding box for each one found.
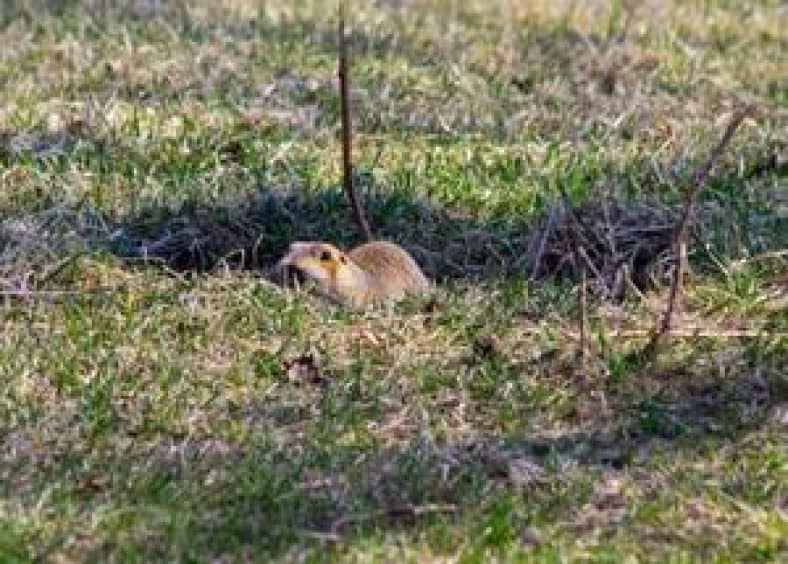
[1,0,787,561]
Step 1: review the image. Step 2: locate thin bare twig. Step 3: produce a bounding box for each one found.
[577,245,614,299]
[606,328,780,339]
[37,252,83,285]
[647,105,753,351]
[556,185,608,262]
[730,249,788,271]
[530,204,558,279]
[296,530,343,543]
[578,252,588,372]
[338,2,372,242]
[0,289,117,302]
[329,503,457,535]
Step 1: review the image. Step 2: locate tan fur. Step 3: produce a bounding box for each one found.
[278,240,429,307]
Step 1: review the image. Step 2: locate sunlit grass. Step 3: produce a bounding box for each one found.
[0,0,786,561]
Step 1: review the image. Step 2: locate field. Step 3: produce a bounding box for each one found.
[1,0,786,561]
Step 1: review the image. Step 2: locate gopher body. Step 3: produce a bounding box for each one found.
[278,240,429,308]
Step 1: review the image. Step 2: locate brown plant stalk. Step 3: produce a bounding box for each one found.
[338,1,372,242]
[648,105,753,350]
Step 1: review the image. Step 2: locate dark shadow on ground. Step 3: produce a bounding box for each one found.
[1,4,785,559]
[11,359,785,560]
[107,185,538,283]
[2,141,781,299]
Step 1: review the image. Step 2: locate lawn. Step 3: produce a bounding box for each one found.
[0,0,786,561]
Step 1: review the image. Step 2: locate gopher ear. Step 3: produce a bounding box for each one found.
[279,242,308,267]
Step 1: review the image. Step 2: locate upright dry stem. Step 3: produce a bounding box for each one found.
[579,252,588,372]
[648,105,753,350]
[338,2,372,242]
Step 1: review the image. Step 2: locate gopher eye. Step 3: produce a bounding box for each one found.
[319,250,332,262]
[339,255,347,264]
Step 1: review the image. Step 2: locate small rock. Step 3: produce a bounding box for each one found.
[519,525,542,547]
[507,455,545,489]
[473,335,501,358]
[283,353,326,385]
[771,404,788,427]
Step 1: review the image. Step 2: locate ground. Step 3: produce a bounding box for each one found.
[0,0,786,561]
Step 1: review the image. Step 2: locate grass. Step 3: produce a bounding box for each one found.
[1,0,786,561]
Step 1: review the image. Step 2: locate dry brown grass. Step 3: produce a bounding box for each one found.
[0,1,786,561]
